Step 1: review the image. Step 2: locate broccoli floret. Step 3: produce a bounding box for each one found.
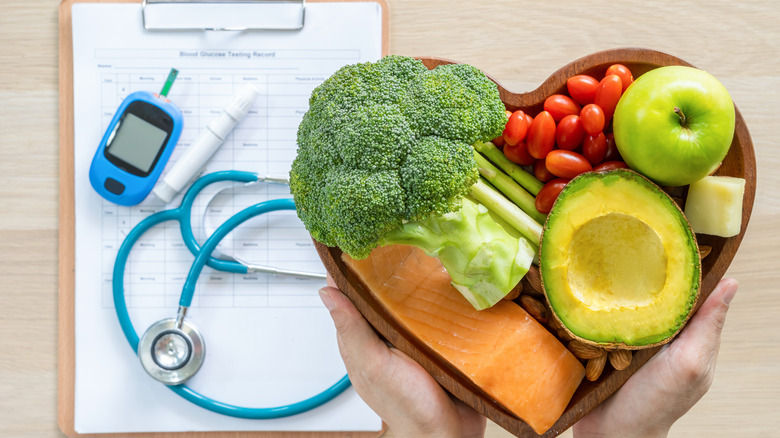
[290,55,536,309]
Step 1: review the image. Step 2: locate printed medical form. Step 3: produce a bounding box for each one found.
[71,3,383,433]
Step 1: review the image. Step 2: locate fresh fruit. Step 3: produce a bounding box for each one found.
[605,64,634,92]
[535,178,569,214]
[555,114,585,150]
[503,110,528,146]
[594,75,622,122]
[580,103,605,135]
[684,175,745,237]
[593,160,628,172]
[545,150,592,179]
[534,159,555,182]
[503,142,535,166]
[345,244,585,435]
[613,66,736,187]
[582,132,607,165]
[544,94,581,122]
[540,170,701,348]
[527,111,556,159]
[567,75,599,105]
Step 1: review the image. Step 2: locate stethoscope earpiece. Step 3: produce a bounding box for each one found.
[138,315,205,385]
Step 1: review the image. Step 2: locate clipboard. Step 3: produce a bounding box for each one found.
[58,0,388,436]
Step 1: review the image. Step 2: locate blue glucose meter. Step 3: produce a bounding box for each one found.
[89,69,183,206]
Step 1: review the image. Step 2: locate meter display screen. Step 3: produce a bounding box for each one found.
[105,101,173,177]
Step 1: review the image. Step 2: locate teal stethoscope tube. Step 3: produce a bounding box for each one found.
[112,170,350,419]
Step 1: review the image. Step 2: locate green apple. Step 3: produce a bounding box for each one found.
[613,65,735,187]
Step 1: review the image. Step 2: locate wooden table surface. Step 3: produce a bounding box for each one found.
[1,1,777,437]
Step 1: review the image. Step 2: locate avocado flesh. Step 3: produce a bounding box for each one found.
[541,170,700,347]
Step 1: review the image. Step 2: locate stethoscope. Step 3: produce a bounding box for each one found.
[112,170,351,418]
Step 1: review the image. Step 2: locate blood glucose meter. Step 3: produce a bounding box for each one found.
[89,69,183,206]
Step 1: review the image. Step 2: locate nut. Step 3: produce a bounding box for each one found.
[521,267,544,296]
[699,244,712,260]
[568,340,605,360]
[519,294,548,323]
[503,284,522,301]
[585,352,607,381]
[608,349,633,371]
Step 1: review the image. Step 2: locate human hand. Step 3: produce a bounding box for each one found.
[319,279,487,438]
[573,278,739,438]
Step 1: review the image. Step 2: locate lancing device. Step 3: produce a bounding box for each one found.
[153,83,261,203]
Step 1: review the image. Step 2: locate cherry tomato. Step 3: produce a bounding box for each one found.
[606,64,634,92]
[534,159,555,182]
[580,104,605,136]
[594,161,629,172]
[492,135,505,147]
[503,142,535,166]
[566,75,599,105]
[555,115,585,150]
[545,150,593,179]
[603,132,622,161]
[524,112,534,128]
[502,110,528,146]
[594,75,622,123]
[543,94,581,122]
[527,111,556,159]
[535,178,569,214]
[582,132,607,165]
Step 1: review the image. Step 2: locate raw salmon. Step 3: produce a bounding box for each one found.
[344,245,585,435]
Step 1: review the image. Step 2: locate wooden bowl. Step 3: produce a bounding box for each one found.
[314,48,757,437]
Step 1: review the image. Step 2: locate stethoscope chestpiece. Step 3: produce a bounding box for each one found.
[137,317,205,385]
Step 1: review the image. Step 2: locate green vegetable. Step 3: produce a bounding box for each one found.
[290,55,533,309]
[473,151,547,224]
[473,140,544,195]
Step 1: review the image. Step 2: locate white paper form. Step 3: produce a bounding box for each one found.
[71,3,382,434]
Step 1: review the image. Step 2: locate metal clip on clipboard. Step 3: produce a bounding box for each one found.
[142,0,306,31]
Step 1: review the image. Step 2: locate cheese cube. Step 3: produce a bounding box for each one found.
[684,176,745,237]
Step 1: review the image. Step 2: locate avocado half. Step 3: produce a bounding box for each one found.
[540,170,701,349]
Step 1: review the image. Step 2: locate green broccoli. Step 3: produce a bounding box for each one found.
[290,55,538,310]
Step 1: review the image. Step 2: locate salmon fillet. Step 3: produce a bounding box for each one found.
[344,244,585,435]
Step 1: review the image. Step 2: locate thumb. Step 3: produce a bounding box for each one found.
[319,287,389,372]
[678,278,738,346]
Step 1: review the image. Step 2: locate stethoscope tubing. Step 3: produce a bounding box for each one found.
[112,170,351,419]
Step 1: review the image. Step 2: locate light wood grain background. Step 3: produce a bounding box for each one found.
[1,1,777,437]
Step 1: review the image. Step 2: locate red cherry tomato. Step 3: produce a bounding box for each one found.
[580,104,605,136]
[555,115,585,151]
[524,112,534,128]
[595,75,622,123]
[594,161,629,172]
[527,111,556,159]
[492,135,505,148]
[582,132,607,165]
[606,64,634,92]
[566,75,599,105]
[603,132,622,161]
[503,142,535,166]
[545,150,593,180]
[502,110,529,146]
[535,178,569,214]
[543,94,581,122]
[534,159,555,182]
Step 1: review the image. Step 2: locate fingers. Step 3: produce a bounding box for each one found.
[319,287,389,375]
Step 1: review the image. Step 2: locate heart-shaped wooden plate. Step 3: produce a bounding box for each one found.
[314,48,756,437]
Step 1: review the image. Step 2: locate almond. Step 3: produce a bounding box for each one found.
[608,349,632,371]
[503,284,521,301]
[699,244,712,260]
[585,352,607,381]
[519,294,548,323]
[568,340,604,360]
[521,267,544,296]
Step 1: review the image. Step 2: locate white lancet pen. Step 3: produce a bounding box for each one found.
[153,83,261,203]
